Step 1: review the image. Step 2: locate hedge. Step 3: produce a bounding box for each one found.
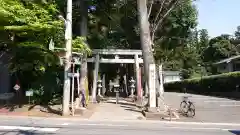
[164,71,240,93]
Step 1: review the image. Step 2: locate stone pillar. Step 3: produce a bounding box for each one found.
[123,73,128,96]
[91,54,100,102]
[134,54,140,98]
[138,68,143,98]
[159,64,164,98]
[148,64,156,108]
[102,74,106,96]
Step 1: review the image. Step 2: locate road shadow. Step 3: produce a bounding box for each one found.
[120,105,142,113]
[39,105,62,115]
[0,130,56,135]
[106,101,136,107]
[0,104,62,116]
[124,108,142,113]
[120,105,132,109]
[0,104,25,112]
[229,130,240,135]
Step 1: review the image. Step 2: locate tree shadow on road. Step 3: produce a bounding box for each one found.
[229,130,240,135]
[106,101,136,107]
[0,130,56,135]
[39,105,62,115]
[120,105,142,113]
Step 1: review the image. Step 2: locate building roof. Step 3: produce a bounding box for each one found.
[214,55,240,65]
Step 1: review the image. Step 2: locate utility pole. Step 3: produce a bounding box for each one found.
[62,0,72,116]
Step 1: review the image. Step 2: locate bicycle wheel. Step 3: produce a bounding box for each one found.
[180,101,188,113]
[189,102,195,110]
[187,108,195,117]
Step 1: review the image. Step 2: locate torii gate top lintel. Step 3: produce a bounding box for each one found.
[91,49,142,56]
[88,49,143,64]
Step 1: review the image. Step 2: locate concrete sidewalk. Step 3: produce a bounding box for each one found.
[90,99,145,121]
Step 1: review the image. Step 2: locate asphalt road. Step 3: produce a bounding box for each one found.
[0,116,239,135]
[164,92,240,123]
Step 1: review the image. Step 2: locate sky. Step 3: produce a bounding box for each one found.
[196,0,240,38]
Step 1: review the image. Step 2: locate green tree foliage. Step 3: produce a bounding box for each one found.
[5,0,240,104]
[152,0,198,78]
[0,0,92,104]
[202,35,239,63]
[0,0,63,104]
[198,29,209,53]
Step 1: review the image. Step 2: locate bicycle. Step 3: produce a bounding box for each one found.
[180,96,195,117]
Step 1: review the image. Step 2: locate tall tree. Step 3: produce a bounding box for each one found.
[203,35,238,64]
[198,29,209,53]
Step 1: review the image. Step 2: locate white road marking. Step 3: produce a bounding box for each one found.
[78,123,127,127]
[61,123,70,125]
[0,126,59,132]
[160,121,240,126]
[220,104,240,107]
[159,126,239,131]
[204,100,240,103]
[162,126,220,131]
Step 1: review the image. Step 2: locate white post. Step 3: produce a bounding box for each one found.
[71,64,75,116]
[75,70,80,108]
[62,0,72,116]
[159,64,164,98]
[77,70,80,95]
[149,64,156,108]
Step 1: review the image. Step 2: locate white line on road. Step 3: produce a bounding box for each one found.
[77,123,128,127]
[0,126,59,132]
[161,126,220,131]
[61,123,70,125]
[158,126,239,131]
[204,100,240,103]
[220,104,240,107]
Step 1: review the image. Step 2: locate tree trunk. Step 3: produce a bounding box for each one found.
[77,0,88,108]
[137,0,155,91]
[137,0,167,110]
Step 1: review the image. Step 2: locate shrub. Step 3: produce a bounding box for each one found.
[164,71,240,93]
[30,66,64,105]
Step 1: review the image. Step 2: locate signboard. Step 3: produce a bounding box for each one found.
[113,84,120,92]
[149,64,156,108]
[13,84,20,91]
[25,90,33,97]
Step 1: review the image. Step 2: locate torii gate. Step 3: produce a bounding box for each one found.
[87,49,143,102]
